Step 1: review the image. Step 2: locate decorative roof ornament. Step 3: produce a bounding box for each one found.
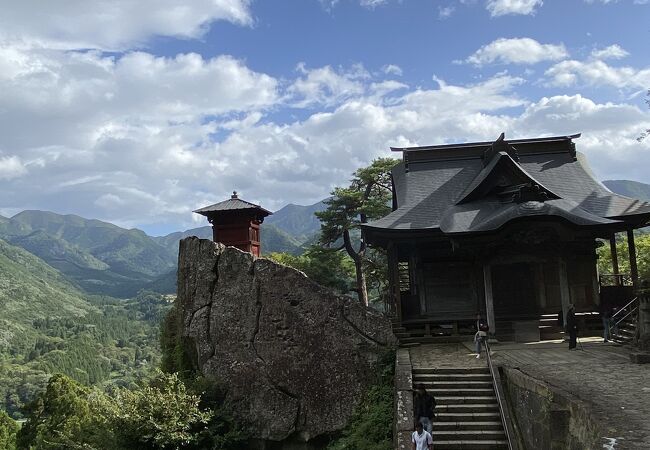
[483,132,519,166]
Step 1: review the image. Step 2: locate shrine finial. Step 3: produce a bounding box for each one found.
[231,191,238,199]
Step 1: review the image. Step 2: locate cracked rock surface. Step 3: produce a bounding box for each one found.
[177,237,395,442]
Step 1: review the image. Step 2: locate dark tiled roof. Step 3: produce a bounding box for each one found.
[194,193,272,216]
[364,136,650,236]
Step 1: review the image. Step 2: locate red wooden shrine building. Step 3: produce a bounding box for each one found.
[362,134,650,341]
[194,191,272,257]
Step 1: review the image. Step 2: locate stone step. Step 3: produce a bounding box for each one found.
[433,430,506,441]
[435,412,501,422]
[413,367,489,375]
[433,421,504,431]
[424,381,494,389]
[436,396,497,405]
[435,403,499,413]
[433,439,509,449]
[428,388,495,397]
[399,342,421,348]
[399,336,473,344]
[414,373,492,382]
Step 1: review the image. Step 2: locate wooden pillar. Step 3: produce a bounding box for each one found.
[558,257,571,326]
[483,264,496,336]
[627,229,639,291]
[609,234,620,285]
[535,263,547,310]
[413,253,426,315]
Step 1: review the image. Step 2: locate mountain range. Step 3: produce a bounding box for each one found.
[0,200,326,298]
[1,180,648,299]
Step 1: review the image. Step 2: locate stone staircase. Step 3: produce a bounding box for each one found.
[611,310,637,345]
[412,367,508,449]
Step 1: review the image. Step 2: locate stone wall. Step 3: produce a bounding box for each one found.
[501,367,608,450]
[177,237,395,447]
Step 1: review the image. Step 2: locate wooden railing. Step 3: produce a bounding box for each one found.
[599,273,633,287]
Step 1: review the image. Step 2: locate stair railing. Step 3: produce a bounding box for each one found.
[484,340,518,450]
[609,297,638,339]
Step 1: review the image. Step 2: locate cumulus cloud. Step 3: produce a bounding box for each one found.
[288,63,369,107]
[466,38,568,66]
[590,44,629,60]
[382,64,403,76]
[545,59,650,89]
[485,0,543,16]
[0,0,252,51]
[0,156,27,180]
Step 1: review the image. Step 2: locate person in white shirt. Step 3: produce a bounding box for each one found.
[412,421,433,450]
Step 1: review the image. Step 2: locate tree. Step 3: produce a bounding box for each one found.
[266,245,356,292]
[316,158,399,306]
[0,411,18,450]
[597,233,650,283]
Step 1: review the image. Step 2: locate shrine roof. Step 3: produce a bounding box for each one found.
[364,134,650,239]
[194,192,272,217]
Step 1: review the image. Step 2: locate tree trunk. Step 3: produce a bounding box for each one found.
[354,257,369,307]
[343,229,368,307]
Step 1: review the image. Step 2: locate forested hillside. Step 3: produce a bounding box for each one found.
[0,238,170,419]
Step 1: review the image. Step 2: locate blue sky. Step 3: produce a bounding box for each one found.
[0,0,648,235]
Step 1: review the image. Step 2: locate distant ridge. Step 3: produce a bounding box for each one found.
[603,180,650,203]
[265,199,326,243]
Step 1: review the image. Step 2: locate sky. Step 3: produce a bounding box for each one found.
[0,0,649,235]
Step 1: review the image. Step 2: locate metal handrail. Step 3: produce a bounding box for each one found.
[611,296,638,322]
[484,339,515,450]
[609,297,638,341]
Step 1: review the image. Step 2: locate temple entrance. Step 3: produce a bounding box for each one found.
[492,263,538,317]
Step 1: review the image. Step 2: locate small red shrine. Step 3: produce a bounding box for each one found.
[194,191,272,257]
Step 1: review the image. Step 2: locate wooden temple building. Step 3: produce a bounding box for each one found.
[194,191,272,257]
[362,134,650,341]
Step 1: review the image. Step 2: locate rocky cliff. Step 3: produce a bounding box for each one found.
[177,237,395,444]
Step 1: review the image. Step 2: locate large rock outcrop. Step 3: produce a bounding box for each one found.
[177,237,395,443]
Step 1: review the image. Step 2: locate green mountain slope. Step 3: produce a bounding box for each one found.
[0,211,177,297]
[5,211,174,276]
[0,239,170,419]
[603,180,650,202]
[0,239,94,353]
[266,200,326,243]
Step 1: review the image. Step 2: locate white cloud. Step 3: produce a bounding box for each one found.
[360,0,389,7]
[466,38,568,66]
[486,0,543,16]
[0,0,252,50]
[0,156,27,180]
[288,63,368,107]
[590,44,629,60]
[439,5,456,18]
[545,59,650,89]
[382,64,403,76]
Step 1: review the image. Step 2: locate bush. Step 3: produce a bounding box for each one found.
[326,350,395,450]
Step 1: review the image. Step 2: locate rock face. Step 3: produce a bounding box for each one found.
[177,237,395,443]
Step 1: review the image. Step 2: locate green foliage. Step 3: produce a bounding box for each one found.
[597,233,650,283]
[0,411,18,450]
[0,274,171,419]
[266,245,356,292]
[316,157,398,306]
[17,371,238,450]
[326,350,395,450]
[160,304,198,380]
